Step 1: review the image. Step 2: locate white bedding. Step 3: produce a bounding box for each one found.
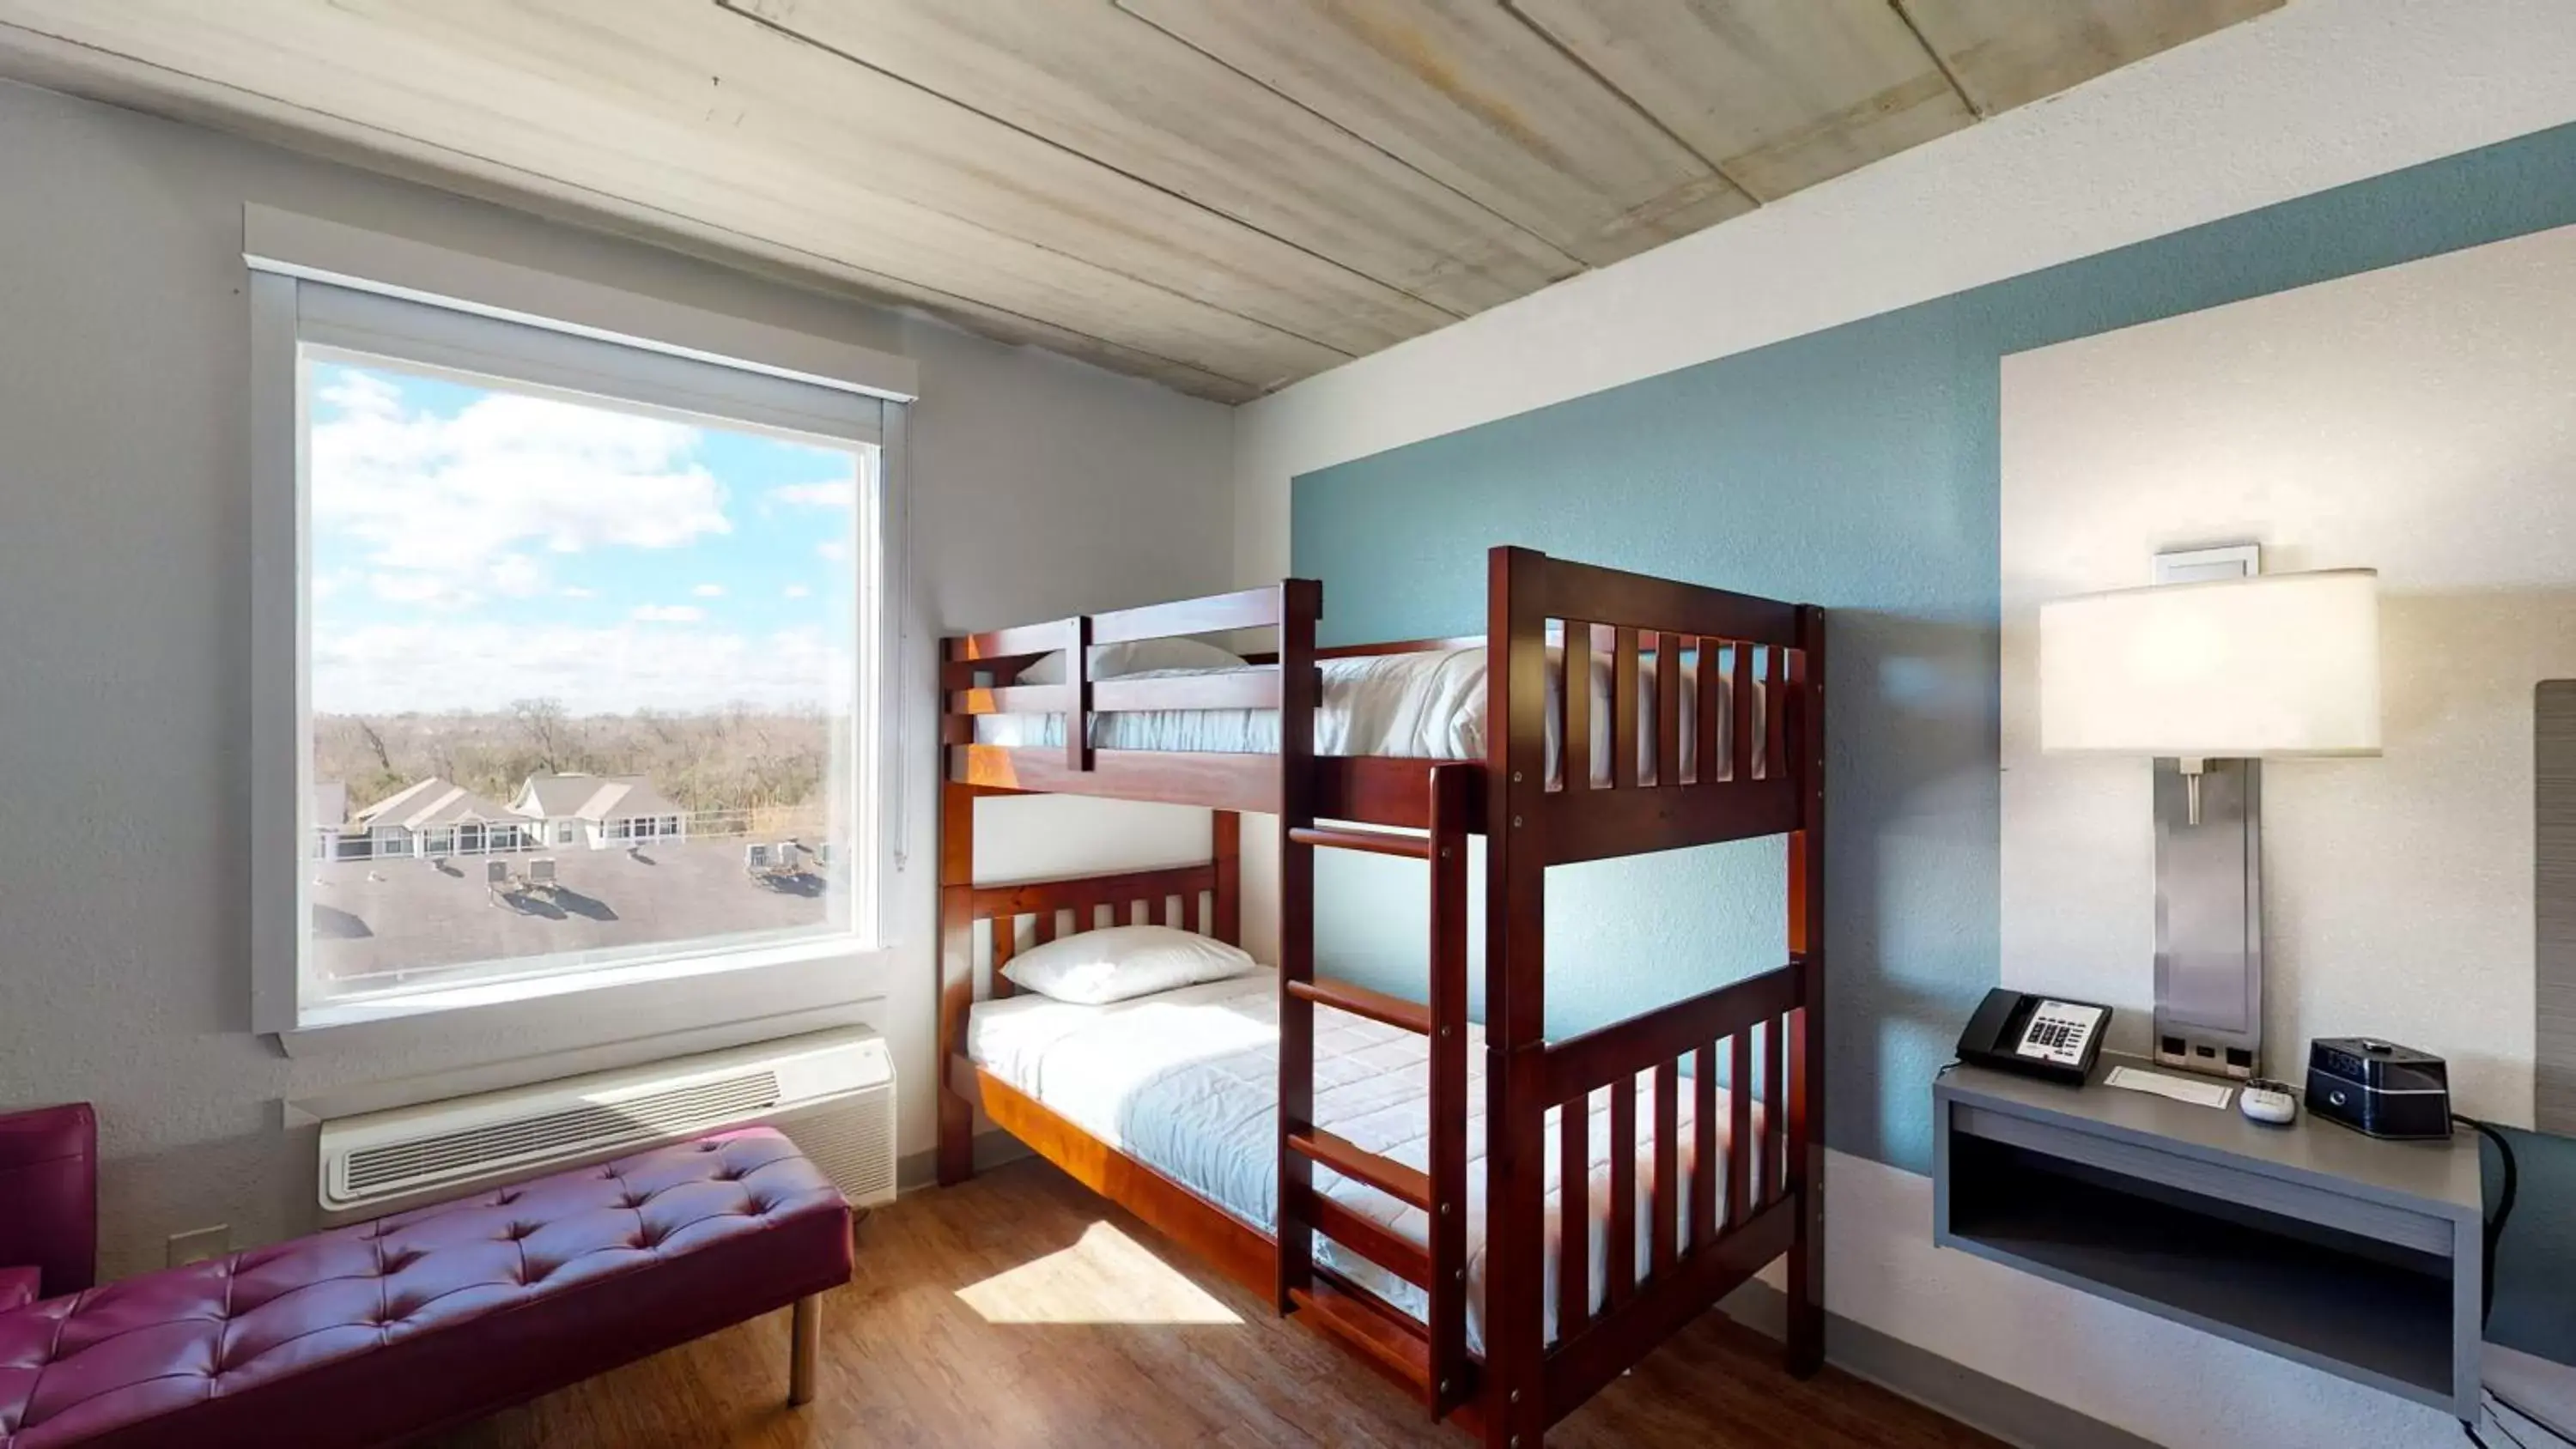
[975,645,1765,790]
[967,973,1757,1350]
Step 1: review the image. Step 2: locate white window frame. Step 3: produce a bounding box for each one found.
[248,209,914,1044]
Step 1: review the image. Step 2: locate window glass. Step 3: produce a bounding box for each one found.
[303,352,873,1003]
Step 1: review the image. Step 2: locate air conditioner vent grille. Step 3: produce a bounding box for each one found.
[343,1070,783,1197]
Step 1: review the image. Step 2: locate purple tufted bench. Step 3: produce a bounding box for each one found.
[0,1126,851,1449]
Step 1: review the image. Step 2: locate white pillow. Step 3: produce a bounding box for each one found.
[999,924,1260,1005]
[1017,638,1245,685]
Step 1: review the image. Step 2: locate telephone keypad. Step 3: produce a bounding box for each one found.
[2015,1000,2104,1067]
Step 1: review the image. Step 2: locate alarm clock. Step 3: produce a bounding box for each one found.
[2306,1038,2451,1141]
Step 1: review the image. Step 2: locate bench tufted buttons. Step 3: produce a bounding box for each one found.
[0,1127,847,1447]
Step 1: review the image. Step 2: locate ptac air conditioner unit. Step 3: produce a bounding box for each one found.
[318,1027,894,1221]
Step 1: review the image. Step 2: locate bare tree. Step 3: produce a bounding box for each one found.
[510,698,572,773]
[317,706,832,822]
[354,718,392,773]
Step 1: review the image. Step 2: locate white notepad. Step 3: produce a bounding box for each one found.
[2103,1065,2234,1110]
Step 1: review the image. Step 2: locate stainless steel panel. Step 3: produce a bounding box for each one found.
[2154,757,2263,1075]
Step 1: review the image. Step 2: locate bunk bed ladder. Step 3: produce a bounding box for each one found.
[1278,761,1474,1419]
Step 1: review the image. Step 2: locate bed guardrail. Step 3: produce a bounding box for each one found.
[1479,547,1826,1440]
[1536,961,1808,1416]
[943,583,1316,807]
[944,585,1297,767]
[1537,555,1807,864]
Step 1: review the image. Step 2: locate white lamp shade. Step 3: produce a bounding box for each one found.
[2038,569,2382,758]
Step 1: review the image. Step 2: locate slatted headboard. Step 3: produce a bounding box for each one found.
[937,798,1243,1182]
[969,856,1235,1001]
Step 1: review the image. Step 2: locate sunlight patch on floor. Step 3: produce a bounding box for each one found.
[956,1219,1243,1325]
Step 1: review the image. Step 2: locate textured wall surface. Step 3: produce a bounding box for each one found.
[1294,118,2576,1174]
[2000,219,2576,1125]
[0,76,1233,1277]
[1292,324,1995,1173]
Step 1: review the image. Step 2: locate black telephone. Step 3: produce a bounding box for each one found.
[1957,989,2112,1086]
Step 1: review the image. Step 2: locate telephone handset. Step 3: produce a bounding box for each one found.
[1957,988,2111,1086]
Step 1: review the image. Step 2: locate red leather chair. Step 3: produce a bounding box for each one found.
[0,1105,96,1313]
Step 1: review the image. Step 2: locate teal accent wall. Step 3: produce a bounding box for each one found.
[1291,121,2576,1175]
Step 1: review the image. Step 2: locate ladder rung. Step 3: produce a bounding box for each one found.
[1288,825,1431,859]
[1288,1129,1434,1211]
[1287,976,1433,1034]
[1288,1282,1431,1402]
[1301,1185,1432,1288]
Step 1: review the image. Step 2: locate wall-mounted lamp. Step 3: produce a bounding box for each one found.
[2038,553,2382,1077]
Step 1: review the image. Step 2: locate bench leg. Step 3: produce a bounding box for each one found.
[789,1294,822,1406]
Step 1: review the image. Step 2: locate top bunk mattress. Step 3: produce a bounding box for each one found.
[972,645,1764,789]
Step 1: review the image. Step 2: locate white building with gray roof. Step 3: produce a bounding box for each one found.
[508,773,689,851]
[349,778,528,858]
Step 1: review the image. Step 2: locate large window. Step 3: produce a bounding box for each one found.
[252,255,902,1034]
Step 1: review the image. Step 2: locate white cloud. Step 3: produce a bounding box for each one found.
[489,554,549,597]
[782,584,811,599]
[631,604,706,624]
[559,585,598,600]
[369,572,473,609]
[319,371,403,420]
[309,371,732,604]
[769,480,857,509]
[362,553,551,611]
[815,540,849,563]
[313,621,851,714]
[692,583,726,597]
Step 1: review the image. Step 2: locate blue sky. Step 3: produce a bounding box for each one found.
[307,357,863,716]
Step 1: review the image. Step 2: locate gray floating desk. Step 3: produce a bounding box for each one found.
[1933,1054,2485,1421]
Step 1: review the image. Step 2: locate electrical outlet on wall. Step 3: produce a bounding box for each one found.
[166,1225,230,1268]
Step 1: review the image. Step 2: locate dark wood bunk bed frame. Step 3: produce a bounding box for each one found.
[935,547,1826,1446]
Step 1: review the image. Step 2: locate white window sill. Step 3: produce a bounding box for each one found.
[276,936,891,1060]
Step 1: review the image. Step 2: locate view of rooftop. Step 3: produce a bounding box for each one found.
[310,832,838,993]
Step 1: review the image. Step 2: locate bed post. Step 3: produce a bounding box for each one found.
[1785,605,1829,1377]
[1485,547,1551,1449]
[936,777,976,1187]
[1212,809,1241,947]
[1274,579,1322,1316]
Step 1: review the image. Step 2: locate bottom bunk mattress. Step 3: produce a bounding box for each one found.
[966,973,1762,1352]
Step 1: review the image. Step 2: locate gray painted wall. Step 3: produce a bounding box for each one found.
[0,78,1233,1277]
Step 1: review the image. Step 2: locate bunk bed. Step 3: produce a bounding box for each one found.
[936,546,1826,1447]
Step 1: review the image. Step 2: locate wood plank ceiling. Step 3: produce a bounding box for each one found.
[0,0,2280,403]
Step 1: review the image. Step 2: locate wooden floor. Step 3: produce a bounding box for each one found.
[433,1158,2000,1448]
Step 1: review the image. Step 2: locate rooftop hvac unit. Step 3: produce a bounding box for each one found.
[317,1027,894,1222]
